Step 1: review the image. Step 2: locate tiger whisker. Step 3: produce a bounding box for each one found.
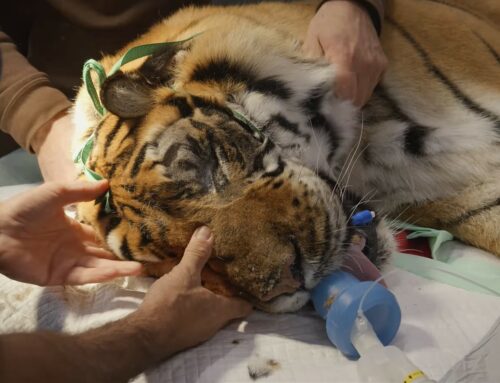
[340,144,370,205]
[331,112,366,201]
[399,248,425,254]
[346,189,377,224]
[308,120,322,177]
[385,205,414,228]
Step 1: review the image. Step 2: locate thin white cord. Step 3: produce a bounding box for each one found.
[357,264,500,317]
[357,269,399,316]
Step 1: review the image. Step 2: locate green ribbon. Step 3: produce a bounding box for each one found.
[83,35,201,118]
[230,109,264,139]
[73,133,112,212]
[76,35,201,212]
[83,60,107,116]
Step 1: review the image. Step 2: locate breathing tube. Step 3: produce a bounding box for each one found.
[310,210,499,383]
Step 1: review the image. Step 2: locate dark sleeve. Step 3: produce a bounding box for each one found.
[316,0,386,35]
[357,0,385,35]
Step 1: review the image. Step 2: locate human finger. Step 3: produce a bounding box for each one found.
[356,79,376,107]
[302,35,324,59]
[72,222,103,245]
[177,226,214,278]
[74,245,117,260]
[216,295,253,321]
[50,180,109,206]
[334,70,357,103]
[355,62,384,107]
[64,266,126,285]
[65,259,142,285]
[77,254,143,273]
[354,76,371,107]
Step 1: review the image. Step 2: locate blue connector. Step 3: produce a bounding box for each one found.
[351,210,375,226]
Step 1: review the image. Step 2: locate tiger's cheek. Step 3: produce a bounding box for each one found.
[75,200,113,253]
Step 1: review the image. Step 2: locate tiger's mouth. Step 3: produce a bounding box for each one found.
[257,171,383,304]
[290,236,305,288]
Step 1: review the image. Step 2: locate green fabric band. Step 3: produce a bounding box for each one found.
[83,35,200,118]
[77,35,201,212]
[392,221,500,296]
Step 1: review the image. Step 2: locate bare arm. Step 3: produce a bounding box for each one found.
[0,226,251,383]
[0,315,158,383]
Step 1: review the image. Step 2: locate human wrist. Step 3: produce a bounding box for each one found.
[31,109,70,154]
[33,110,78,182]
[316,0,382,35]
[71,312,171,382]
[122,310,178,362]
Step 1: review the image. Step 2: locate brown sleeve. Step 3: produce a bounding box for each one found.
[0,30,71,152]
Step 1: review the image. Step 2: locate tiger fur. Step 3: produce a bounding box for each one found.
[73,0,500,312]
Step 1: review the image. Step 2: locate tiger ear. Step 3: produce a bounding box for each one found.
[100,71,154,118]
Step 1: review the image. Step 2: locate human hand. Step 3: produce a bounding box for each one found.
[134,226,252,359]
[0,180,142,285]
[32,111,79,182]
[303,0,388,106]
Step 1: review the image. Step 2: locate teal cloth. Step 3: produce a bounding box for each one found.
[392,221,500,296]
[0,149,43,186]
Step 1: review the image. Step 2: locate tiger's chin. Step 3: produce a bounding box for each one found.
[143,256,309,312]
[253,290,311,313]
[143,259,241,297]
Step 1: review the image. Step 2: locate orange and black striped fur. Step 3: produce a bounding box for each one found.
[73,0,500,312]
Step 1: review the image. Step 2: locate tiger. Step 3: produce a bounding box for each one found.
[72,0,500,313]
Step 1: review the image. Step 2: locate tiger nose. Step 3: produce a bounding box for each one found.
[260,255,303,301]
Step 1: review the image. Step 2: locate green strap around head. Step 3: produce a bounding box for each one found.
[74,133,112,212]
[230,109,264,140]
[83,60,107,116]
[82,35,201,117]
[77,34,201,212]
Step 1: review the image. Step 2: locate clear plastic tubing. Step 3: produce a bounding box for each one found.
[311,264,500,382]
[352,312,436,383]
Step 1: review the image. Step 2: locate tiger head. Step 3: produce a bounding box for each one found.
[73,20,393,311]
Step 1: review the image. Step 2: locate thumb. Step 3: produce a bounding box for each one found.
[217,296,253,321]
[334,70,357,103]
[50,180,109,206]
[302,35,323,59]
[178,226,214,278]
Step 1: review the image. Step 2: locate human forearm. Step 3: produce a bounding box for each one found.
[31,111,79,182]
[0,313,167,383]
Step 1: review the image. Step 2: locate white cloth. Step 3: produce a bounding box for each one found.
[440,316,500,383]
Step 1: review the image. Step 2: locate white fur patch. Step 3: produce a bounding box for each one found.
[257,290,310,313]
[106,231,124,260]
